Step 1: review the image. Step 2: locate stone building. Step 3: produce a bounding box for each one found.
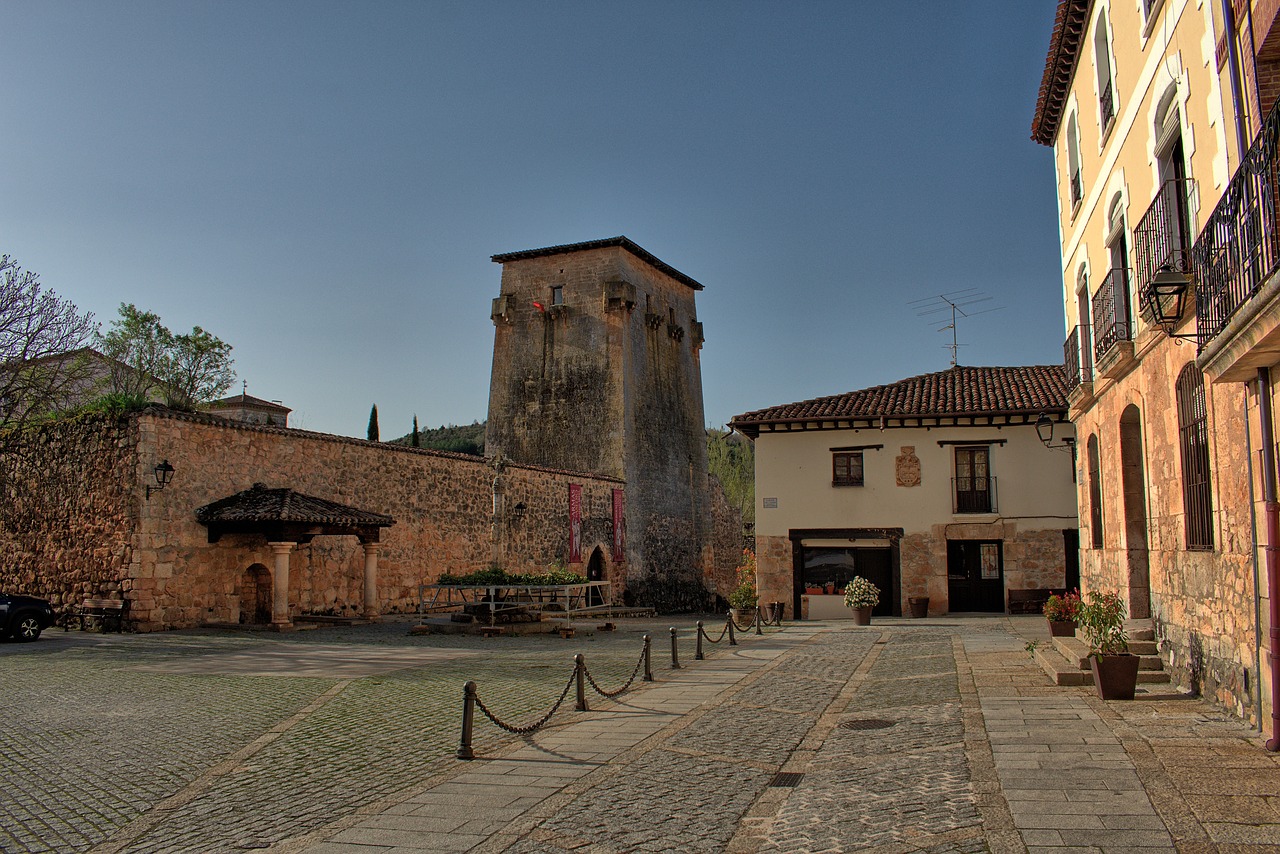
[486,237,732,611]
[731,366,1077,619]
[1031,0,1274,733]
[200,391,291,427]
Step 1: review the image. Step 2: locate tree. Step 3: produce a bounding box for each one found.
[411,414,420,448]
[367,404,379,441]
[0,255,96,432]
[707,427,755,525]
[162,326,235,408]
[96,304,171,402]
[95,304,235,408]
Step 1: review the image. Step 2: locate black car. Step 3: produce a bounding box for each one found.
[0,593,56,641]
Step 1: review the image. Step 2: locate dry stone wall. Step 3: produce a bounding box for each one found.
[0,412,138,611]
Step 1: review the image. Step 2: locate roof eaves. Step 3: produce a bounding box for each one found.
[491,236,704,291]
[1031,0,1092,146]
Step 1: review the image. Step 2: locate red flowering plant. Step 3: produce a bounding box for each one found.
[728,549,758,610]
[1043,589,1081,623]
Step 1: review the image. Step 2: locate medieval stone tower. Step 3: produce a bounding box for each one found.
[486,236,715,609]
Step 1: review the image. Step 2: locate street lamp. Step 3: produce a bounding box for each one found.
[146,460,175,500]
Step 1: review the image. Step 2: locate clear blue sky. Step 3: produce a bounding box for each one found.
[1,1,1062,438]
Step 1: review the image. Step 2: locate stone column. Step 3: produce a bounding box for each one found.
[362,541,381,620]
[269,542,296,630]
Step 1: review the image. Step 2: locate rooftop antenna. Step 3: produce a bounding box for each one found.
[908,289,1005,367]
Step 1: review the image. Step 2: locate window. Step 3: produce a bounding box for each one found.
[1106,196,1133,333]
[1067,113,1083,209]
[1087,434,1103,548]
[832,451,864,486]
[1176,364,1214,549]
[1094,11,1116,132]
[1076,267,1093,378]
[953,446,994,513]
[550,285,564,306]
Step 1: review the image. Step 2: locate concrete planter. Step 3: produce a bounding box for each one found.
[1090,653,1140,700]
[908,597,929,618]
[850,606,872,626]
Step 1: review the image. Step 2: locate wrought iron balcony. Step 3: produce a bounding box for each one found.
[1070,169,1083,207]
[1134,178,1195,322]
[1191,101,1280,349]
[1092,268,1132,362]
[1100,78,1115,131]
[953,477,996,514]
[1063,325,1092,393]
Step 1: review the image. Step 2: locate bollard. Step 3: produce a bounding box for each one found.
[695,620,705,660]
[575,654,588,711]
[773,602,784,625]
[670,626,681,669]
[727,613,737,645]
[754,607,764,635]
[643,634,653,681]
[457,680,477,760]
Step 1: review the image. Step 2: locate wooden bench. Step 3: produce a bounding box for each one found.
[1006,588,1064,615]
[80,598,127,632]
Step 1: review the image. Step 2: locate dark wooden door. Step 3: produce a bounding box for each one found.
[946,540,1004,612]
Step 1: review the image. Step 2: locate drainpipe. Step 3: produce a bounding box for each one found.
[1221,0,1250,161]
[1257,367,1280,751]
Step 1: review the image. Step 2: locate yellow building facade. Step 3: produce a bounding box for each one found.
[1035,0,1280,746]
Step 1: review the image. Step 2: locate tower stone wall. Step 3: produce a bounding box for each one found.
[486,238,721,609]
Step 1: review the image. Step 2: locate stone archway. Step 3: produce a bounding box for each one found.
[239,563,272,625]
[1120,405,1151,619]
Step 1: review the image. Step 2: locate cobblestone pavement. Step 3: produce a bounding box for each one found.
[5,615,1280,853]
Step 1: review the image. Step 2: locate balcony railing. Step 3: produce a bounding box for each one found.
[1092,268,1132,361]
[1100,78,1115,130]
[1134,178,1195,317]
[1070,169,1083,207]
[953,477,997,514]
[1063,325,1092,393]
[1191,101,1280,349]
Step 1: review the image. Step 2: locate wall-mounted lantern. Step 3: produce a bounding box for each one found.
[146,460,175,500]
[1144,269,1192,334]
[1035,413,1075,451]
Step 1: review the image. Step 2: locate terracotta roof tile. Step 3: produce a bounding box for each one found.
[1031,0,1091,146]
[195,483,395,527]
[730,365,1069,434]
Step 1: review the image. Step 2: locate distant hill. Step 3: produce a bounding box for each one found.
[395,421,486,456]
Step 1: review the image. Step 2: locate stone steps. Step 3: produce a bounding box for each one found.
[1032,619,1171,688]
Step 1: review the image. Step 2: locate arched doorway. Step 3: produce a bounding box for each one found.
[240,564,272,625]
[1119,405,1151,619]
[586,547,605,606]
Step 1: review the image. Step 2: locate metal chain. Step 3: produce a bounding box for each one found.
[699,620,730,644]
[584,644,647,698]
[473,669,577,735]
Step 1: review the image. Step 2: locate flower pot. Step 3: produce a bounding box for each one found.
[1048,619,1077,637]
[1089,653,1140,700]
[908,597,929,619]
[850,606,872,626]
[730,607,756,623]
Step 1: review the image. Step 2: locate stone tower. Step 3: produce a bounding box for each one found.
[486,237,714,609]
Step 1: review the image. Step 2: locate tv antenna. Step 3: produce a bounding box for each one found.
[909,289,1004,367]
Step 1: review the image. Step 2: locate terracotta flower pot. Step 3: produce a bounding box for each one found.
[908,597,929,619]
[1090,653,1140,700]
[850,606,872,626]
[1048,619,1077,637]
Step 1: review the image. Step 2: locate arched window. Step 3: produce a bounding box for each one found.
[1067,113,1083,208]
[1076,266,1094,377]
[1087,433,1104,548]
[1175,364,1214,549]
[1095,10,1117,131]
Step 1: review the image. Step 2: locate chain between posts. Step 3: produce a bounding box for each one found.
[582,643,649,698]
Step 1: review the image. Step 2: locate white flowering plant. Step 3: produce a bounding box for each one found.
[842,576,880,610]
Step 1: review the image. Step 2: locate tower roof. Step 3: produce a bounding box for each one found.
[491,236,704,291]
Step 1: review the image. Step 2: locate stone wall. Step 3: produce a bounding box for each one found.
[130,409,627,630]
[0,412,138,611]
[1074,332,1257,722]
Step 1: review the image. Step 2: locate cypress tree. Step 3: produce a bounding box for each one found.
[367,404,380,442]
[411,414,420,447]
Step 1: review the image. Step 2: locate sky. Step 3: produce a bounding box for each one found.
[1,1,1064,438]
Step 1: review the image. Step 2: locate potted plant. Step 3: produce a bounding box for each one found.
[728,549,757,620]
[842,576,879,626]
[1043,589,1080,637]
[1075,589,1139,700]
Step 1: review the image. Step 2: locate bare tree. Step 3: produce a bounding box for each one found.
[0,256,96,433]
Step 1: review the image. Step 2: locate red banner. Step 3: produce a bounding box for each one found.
[612,488,625,563]
[568,484,582,563]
